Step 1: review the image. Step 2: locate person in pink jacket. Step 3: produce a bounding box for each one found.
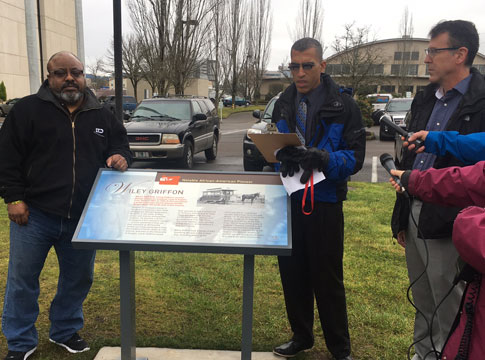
[391,130,485,359]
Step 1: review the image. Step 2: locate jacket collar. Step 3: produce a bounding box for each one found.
[37,79,102,113]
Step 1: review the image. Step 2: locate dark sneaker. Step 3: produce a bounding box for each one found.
[4,347,37,360]
[49,333,90,353]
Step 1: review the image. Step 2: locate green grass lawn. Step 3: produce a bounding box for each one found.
[221,105,266,119]
[0,182,414,360]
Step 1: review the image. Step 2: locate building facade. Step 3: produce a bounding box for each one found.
[0,0,83,100]
[257,37,485,100]
[325,37,485,95]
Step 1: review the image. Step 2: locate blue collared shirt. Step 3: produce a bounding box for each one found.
[413,74,472,170]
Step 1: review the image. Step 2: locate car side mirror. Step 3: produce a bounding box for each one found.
[252,110,261,119]
[194,113,207,121]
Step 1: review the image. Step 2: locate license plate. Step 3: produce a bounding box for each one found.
[135,151,150,159]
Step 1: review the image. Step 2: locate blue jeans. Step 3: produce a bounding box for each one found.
[2,206,96,351]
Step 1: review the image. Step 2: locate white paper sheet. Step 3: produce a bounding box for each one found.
[280,167,326,195]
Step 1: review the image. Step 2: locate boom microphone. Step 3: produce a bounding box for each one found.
[380,153,405,190]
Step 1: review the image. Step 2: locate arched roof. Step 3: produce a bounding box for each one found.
[325,37,485,61]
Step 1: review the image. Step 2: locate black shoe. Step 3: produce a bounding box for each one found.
[273,340,313,358]
[4,347,36,360]
[49,333,90,353]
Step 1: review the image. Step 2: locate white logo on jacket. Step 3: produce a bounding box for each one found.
[94,128,105,137]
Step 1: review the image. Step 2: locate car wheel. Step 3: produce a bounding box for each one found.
[182,141,194,169]
[243,157,264,172]
[205,134,218,161]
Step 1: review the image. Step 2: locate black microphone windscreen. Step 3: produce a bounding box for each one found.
[380,153,393,165]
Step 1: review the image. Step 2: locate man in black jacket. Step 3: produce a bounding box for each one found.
[272,38,365,360]
[391,20,485,360]
[0,51,132,360]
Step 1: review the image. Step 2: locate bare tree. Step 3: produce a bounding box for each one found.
[206,0,226,104]
[290,0,324,45]
[332,23,383,95]
[106,34,144,101]
[86,57,107,91]
[166,0,213,95]
[129,0,171,96]
[396,6,415,95]
[228,0,246,107]
[245,0,272,103]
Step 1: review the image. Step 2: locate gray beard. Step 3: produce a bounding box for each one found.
[53,89,83,105]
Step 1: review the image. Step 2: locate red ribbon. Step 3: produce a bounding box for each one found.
[301,172,314,215]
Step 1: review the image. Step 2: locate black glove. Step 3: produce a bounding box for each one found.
[299,147,329,184]
[276,146,307,178]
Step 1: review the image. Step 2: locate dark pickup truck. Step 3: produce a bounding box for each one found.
[103,95,137,115]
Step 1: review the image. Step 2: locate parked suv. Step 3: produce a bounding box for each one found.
[379,98,413,141]
[242,93,280,171]
[125,97,220,168]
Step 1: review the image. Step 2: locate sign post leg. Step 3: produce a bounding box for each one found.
[241,254,255,360]
[120,250,136,360]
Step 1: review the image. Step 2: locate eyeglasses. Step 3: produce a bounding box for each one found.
[288,62,316,72]
[424,47,459,57]
[49,69,84,79]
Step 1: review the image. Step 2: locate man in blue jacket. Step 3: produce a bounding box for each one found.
[0,51,132,360]
[271,38,366,360]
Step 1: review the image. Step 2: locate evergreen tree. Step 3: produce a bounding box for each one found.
[0,81,6,102]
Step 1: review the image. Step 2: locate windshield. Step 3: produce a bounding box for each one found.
[262,97,277,121]
[131,101,191,121]
[386,99,413,112]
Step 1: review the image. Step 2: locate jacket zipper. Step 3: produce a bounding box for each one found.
[68,113,76,219]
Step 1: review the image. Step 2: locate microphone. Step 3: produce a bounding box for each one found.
[376,110,424,150]
[380,153,406,191]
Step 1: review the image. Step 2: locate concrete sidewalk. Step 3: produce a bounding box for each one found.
[94,347,279,360]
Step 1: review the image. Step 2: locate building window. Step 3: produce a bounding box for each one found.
[380,85,395,93]
[399,85,414,94]
[407,64,418,76]
[425,64,430,75]
[476,65,485,75]
[391,64,401,75]
[411,51,419,60]
[403,52,411,61]
[370,64,384,75]
[326,64,336,75]
[394,52,402,60]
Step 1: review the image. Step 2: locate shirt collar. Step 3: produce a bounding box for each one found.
[297,80,323,104]
[435,73,472,99]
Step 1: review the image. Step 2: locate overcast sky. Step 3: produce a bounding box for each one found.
[82,0,485,71]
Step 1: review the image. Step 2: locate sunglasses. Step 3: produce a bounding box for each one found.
[288,62,316,72]
[49,69,84,79]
